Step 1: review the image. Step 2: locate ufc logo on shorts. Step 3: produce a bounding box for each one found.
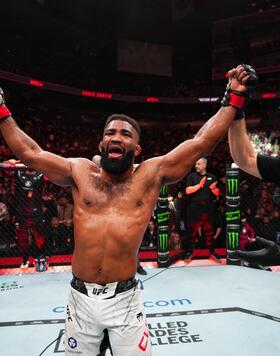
[92,287,108,295]
[138,330,149,352]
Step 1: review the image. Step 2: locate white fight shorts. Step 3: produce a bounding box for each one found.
[65,275,152,355]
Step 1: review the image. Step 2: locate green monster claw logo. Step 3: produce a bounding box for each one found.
[160,186,168,196]
[228,231,239,250]
[227,178,238,195]
[159,233,169,250]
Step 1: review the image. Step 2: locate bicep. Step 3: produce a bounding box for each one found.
[28,150,73,186]
[239,154,261,179]
[159,139,203,184]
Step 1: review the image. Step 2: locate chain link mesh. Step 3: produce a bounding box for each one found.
[0,164,279,275]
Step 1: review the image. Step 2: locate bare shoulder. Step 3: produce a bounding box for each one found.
[133,157,162,181]
[70,157,99,177]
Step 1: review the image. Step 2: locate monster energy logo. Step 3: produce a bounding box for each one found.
[228,231,239,250]
[160,186,168,197]
[159,233,169,250]
[227,178,238,195]
[156,211,169,223]
[226,210,241,222]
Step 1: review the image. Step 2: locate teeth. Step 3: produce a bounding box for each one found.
[109,147,122,153]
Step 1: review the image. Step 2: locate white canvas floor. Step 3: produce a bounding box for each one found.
[1,264,280,356]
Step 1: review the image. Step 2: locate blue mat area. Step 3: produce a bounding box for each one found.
[1,265,280,356]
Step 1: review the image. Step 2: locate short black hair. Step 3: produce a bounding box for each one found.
[104,114,141,138]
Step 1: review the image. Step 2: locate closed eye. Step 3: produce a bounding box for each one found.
[121,130,132,137]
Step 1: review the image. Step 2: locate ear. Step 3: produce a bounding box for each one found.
[135,144,142,157]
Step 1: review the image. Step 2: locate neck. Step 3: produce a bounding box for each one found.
[100,165,134,182]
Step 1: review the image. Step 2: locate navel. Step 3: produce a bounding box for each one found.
[83,199,92,206]
[136,199,144,207]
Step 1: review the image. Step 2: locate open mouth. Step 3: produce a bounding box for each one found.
[108,145,124,159]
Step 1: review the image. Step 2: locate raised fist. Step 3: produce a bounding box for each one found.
[0,88,11,121]
[227,64,258,93]
[221,64,258,111]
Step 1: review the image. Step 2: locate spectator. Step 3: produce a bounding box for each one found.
[170,231,182,250]
[0,207,16,256]
[143,219,157,248]
[172,190,188,254]
[240,217,256,251]
[0,201,8,221]
[185,157,220,256]
[11,168,46,269]
[42,192,58,225]
[61,219,75,253]
[256,215,276,240]
[270,211,280,234]
[56,195,73,225]
[45,216,64,254]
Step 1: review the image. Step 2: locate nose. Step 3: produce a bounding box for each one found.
[111,136,122,143]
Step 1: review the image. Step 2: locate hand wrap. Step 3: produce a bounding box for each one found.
[221,64,258,120]
[0,88,12,121]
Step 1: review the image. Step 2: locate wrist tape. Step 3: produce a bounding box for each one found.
[0,105,11,121]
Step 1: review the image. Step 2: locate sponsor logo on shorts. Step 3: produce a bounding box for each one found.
[137,312,143,322]
[66,305,73,322]
[68,337,77,349]
[138,330,149,352]
[92,287,108,296]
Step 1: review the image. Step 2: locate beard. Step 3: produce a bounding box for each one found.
[100,147,134,174]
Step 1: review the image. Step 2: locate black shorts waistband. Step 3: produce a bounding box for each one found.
[71,274,138,298]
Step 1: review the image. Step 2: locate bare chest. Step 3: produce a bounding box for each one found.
[75,173,158,211]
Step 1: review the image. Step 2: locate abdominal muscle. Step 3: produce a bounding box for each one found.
[71,213,147,284]
[72,248,138,284]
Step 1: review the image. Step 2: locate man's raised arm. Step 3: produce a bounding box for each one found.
[228,117,261,179]
[158,64,258,184]
[0,88,73,186]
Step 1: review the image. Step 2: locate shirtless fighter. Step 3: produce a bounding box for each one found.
[0,64,257,356]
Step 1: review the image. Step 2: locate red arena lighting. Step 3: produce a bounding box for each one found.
[29,79,44,87]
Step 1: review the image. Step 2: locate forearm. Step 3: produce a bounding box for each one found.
[0,117,42,166]
[210,187,220,196]
[228,119,260,178]
[186,184,201,195]
[194,106,236,155]
[160,107,237,184]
